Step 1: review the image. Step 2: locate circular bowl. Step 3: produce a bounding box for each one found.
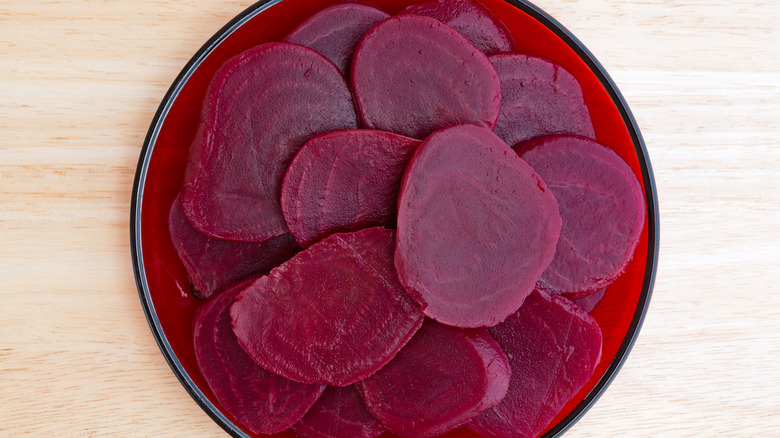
[130,0,659,436]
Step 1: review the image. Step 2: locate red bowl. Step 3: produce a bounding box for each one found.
[130,0,659,436]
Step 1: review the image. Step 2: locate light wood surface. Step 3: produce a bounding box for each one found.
[2,0,779,436]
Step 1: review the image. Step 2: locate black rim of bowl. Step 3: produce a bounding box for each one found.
[130,1,660,437]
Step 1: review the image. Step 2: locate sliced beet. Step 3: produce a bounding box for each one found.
[168,194,299,299]
[399,0,514,55]
[572,287,607,313]
[284,2,390,76]
[516,135,646,297]
[292,385,386,438]
[468,290,602,438]
[281,129,420,248]
[490,53,595,146]
[231,227,424,386]
[360,319,511,438]
[180,42,359,242]
[395,125,561,328]
[351,14,501,139]
[193,278,325,434]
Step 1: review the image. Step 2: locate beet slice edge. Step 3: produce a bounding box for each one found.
[193,278,325,434]
[292,385,386,438]
[168,194,299,299]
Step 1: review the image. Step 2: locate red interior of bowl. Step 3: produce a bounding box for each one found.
[139,0,650,436]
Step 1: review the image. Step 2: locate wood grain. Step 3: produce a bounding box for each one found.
[1,0,779,436]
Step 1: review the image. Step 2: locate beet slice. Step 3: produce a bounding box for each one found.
[489,53,595,146]
[180,42,359,242]
[168,194,299,299]
[231,227,424,386]
[281,129,420,248]
[468,290,602,438]
[399,0,514,55]
[395,124,561,327]
[351,14,501,139]
[284,2,390,76]
[193,278,325,434]
[572,287,607,313]
[516,135,646,297]
[292,385,386,438]
[360,319,511,438]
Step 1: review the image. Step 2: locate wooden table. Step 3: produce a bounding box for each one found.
[2,0,778,436]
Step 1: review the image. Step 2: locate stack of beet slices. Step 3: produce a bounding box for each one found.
[168,1,646,437]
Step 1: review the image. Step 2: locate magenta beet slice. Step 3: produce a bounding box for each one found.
[180,42,359,242]
[490,53,595,146]
[231,227,424,386]
[516,135,646,297]
[468,290,602,438]
[281,129,420,248]
[168,194,299,299]
[284,2,390,76]
[193,278,325,434]
[352,14,501,139]
[395,125,561,327]
[572,287,607,313]
[400,0,514,55]
[360,319,511,438]
[292,385,386,438]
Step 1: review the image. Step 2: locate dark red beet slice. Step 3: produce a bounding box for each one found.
[399,0,514,55]
[168,194,299,299]
[231,227,424,386]
[516,135,646,297]
[351,14,501,139]
[395,125,561,327]
[490,53,595,146]
[468,290,602,438]
[193,278,325,434]
[360,319,511,438]
[281,129,420,248]
[181,42,359,242]
[292,385,386,438]
[284,2,390,76]
[572,287,607,313]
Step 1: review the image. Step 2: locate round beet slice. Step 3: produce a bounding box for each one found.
[292,385,386,438]
[181,42,358,242]
[516,135,646,297]
[351,14,501,139]
[231,227,424,386]
[168,194,299,299]
[193,278,325,434]
[400,0,515,55]
[395,125,562,328]
[360,319,511,438]
[284,2,390,76]
[490,53,595,146]
[468,290,602,438]
[281,129,420,248]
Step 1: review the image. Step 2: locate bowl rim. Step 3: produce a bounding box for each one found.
[130,0,660,437]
